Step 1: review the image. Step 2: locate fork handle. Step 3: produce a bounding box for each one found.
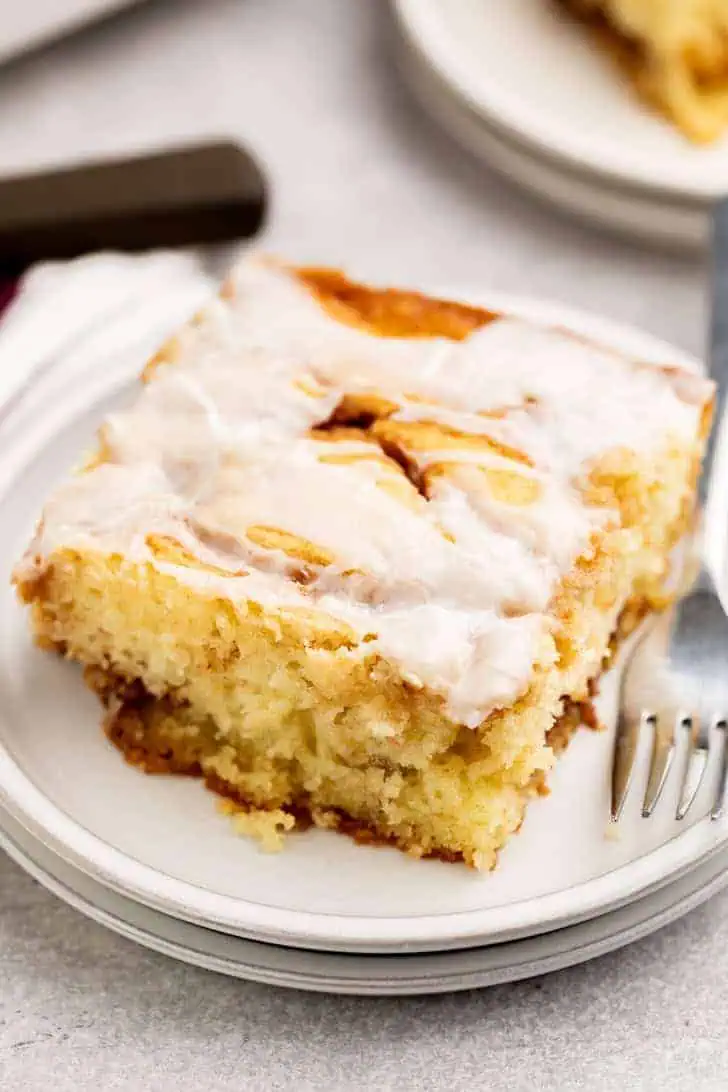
[700,201,728,512]
[694,204,728,594]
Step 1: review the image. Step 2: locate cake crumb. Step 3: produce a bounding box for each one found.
[219,800,296,852]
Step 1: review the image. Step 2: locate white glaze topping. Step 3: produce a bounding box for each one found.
[23,256,713,727]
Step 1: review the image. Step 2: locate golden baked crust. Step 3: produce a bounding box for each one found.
[14,257,712,868]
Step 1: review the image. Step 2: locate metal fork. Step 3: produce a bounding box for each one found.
[611,204,728,823]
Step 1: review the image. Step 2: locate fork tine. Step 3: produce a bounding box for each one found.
[676,750,708,820]
[611,710,646,821]
[675,718,708,820]
[642,716,676,818]
[711,721,728,820]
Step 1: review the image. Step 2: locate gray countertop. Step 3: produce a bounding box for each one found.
[0,1,724,1088]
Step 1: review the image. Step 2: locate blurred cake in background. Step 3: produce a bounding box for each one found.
[558,0,728,141]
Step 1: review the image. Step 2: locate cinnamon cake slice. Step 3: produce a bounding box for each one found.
[558,0,728,142]
[14,256,713,869]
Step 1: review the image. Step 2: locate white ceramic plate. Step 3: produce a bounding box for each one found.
[397,34,709,250]
[0,291,725,955]
[393,0,728,201]
[0,2,147,66]
[3,805,728,995]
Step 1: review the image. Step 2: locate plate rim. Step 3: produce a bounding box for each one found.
[392,0,728,202]
[3,805,728,995]
[1,288,725,954]
[397,35,707,251]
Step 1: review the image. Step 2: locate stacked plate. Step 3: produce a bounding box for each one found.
[392,0,728,249]
[2,253,728,994]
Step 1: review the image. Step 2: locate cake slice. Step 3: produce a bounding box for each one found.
[558,0,728,142]
[14,257,713,868]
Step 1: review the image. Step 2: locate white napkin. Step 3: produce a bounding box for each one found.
[0,250,216,433]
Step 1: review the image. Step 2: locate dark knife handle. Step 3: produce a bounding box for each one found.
[0,141,267,277]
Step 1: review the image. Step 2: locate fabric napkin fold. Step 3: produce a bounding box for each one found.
[0,250,216,432]
[0,278,17,316]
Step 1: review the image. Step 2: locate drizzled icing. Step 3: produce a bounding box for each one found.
[23,257,712,727]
